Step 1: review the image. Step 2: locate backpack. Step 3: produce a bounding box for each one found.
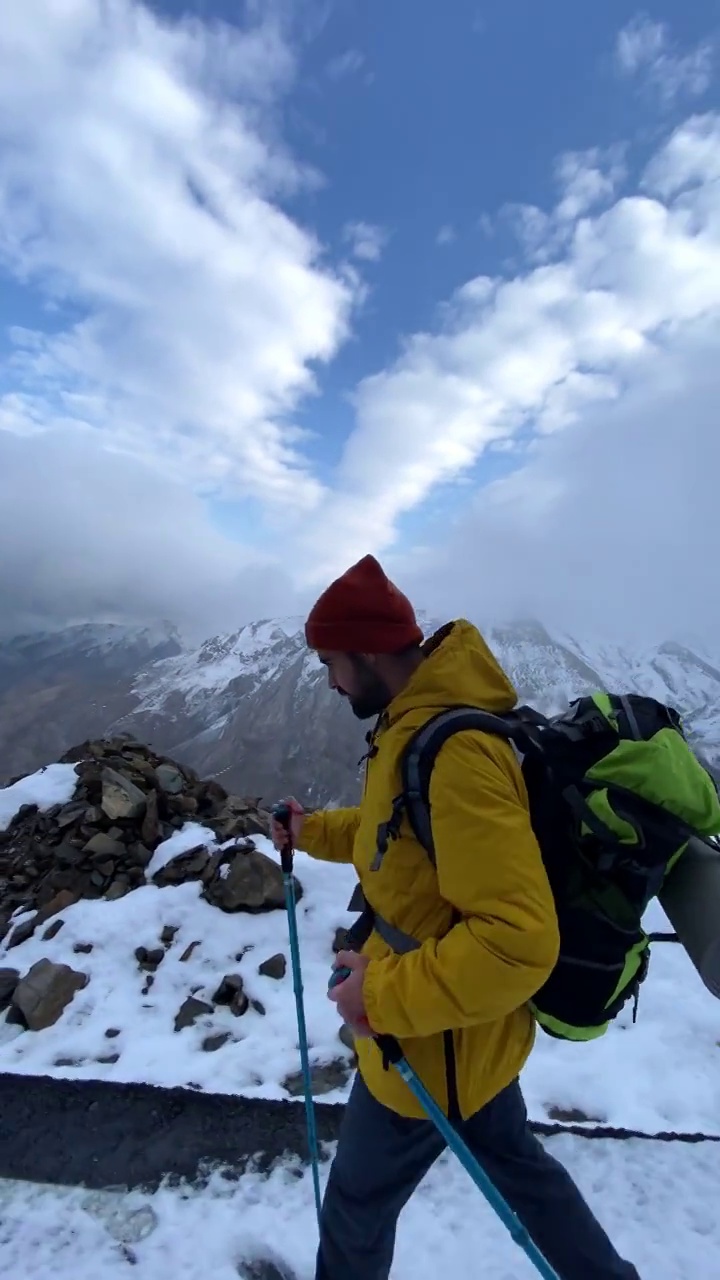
[373,692,720,1043]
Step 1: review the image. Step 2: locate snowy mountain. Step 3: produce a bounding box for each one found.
[0,622,183,786]
[0,617,719,804]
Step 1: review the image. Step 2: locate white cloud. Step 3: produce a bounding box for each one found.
[503,146,626,262]
[436,224,456,246]
[0,0,355,514]
[615,14,713,104]
[0,427,306,639]
[325,49,365,80]
[342,220,389,262]
[401,314,720,643]
[296,112,720,610]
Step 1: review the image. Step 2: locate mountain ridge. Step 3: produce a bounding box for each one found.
[1,616,719,804]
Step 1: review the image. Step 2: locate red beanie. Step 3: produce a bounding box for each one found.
[305,555,423,654]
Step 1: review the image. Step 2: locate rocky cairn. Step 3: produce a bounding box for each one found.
[0,737,354,1091]
[0,735,293,945]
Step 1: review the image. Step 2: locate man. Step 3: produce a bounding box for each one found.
[271,554,641,1280]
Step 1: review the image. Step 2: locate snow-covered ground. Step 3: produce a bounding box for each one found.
[2,764,719,1132]
[2,765,720,1278]
[1,1133,719,1279]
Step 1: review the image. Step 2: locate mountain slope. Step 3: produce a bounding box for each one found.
[0,617,719,804]
[0,623,182,784]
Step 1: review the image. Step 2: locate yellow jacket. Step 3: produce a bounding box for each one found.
[300,620,559,1120]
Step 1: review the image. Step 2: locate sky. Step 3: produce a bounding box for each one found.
[1,0,720,642]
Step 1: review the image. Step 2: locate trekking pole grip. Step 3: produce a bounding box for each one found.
[271,802,295,875]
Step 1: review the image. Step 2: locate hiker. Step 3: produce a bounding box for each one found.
[271,554,642,1280]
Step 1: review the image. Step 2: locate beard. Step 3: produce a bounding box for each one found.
[343,657,392,721]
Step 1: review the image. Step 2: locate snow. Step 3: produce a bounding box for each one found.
[0,763,79,832]
[0,814,718,1131]
[1,1132,720,1278]
[131,619,307,712]
[0,836,359,1100]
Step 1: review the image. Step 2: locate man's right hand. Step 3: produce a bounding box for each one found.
[270,796,305,851]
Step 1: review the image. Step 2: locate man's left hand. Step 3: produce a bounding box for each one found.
[328,950,374,1037]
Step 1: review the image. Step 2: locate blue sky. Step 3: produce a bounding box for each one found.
[1,1,720,640]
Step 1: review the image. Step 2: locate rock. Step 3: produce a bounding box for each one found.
[106,879,130,901]
[258,953,287,980]
[83,832,126,858]
[101,768,147,822]
[6,919,37,949]
[55,802,88,830]
[12,959,88,1031]
[205,847,301,913]
[240,1258,297,1280]
[0,968,20,1011]
[127,841,153,868]
[153,845,210,886]
[156,764,184,795]
[546,1105,606,1124]
[41,919,65,941]
[73,942,93,955]
[36,889,79,925]
[332,928,349,954]
[53,842,86,867]
[338,1023,355,1052]
[104,1027,121,1038]
[135,947,165,972]
[174,995,214,1032]
[96,1052,121,1065]
[212,974,249,1016]
[141,791,161,847]
[282,1060,351,1097]
[241,810,271,839]
[160,925,179,946]
[179,940,201,962]
[202,1032,232,1052]
[250,999,266,1016]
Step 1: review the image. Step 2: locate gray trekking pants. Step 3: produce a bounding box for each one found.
[315,1073,641,1280]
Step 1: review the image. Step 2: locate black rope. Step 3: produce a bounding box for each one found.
[648,931,680,943]
[530,1120,720,1144]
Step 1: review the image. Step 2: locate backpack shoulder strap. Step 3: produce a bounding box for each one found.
[400,705,542,866]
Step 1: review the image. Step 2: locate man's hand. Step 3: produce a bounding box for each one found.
[328,950,374,1038]
[270,796,304,851]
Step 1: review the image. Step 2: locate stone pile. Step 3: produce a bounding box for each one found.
[0,736,295,948]
[0,737,355,1087]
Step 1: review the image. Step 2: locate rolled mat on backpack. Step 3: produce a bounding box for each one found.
[659,835,720,999]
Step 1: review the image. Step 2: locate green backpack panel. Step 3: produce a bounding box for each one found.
[392,693,720,1042]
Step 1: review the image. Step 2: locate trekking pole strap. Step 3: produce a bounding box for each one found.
[375,1035,561,1280]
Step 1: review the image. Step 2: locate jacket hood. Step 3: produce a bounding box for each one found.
[388,619,517,724]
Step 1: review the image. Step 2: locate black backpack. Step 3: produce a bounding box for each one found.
[364,693,720,1042]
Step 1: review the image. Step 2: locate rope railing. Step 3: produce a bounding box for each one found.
[530,1120,720,1144]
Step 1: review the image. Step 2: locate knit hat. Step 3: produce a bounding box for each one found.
[305,555,423,654]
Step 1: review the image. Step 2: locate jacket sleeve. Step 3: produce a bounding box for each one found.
[299,807,360,864]
[362,730,560,1038]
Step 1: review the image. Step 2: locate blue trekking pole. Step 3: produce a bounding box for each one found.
[272,803,323,1226]
[329,966,561,1280]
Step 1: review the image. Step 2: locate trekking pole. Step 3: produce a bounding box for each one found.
[329,967,561,1280]
[272,803,323,1226]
